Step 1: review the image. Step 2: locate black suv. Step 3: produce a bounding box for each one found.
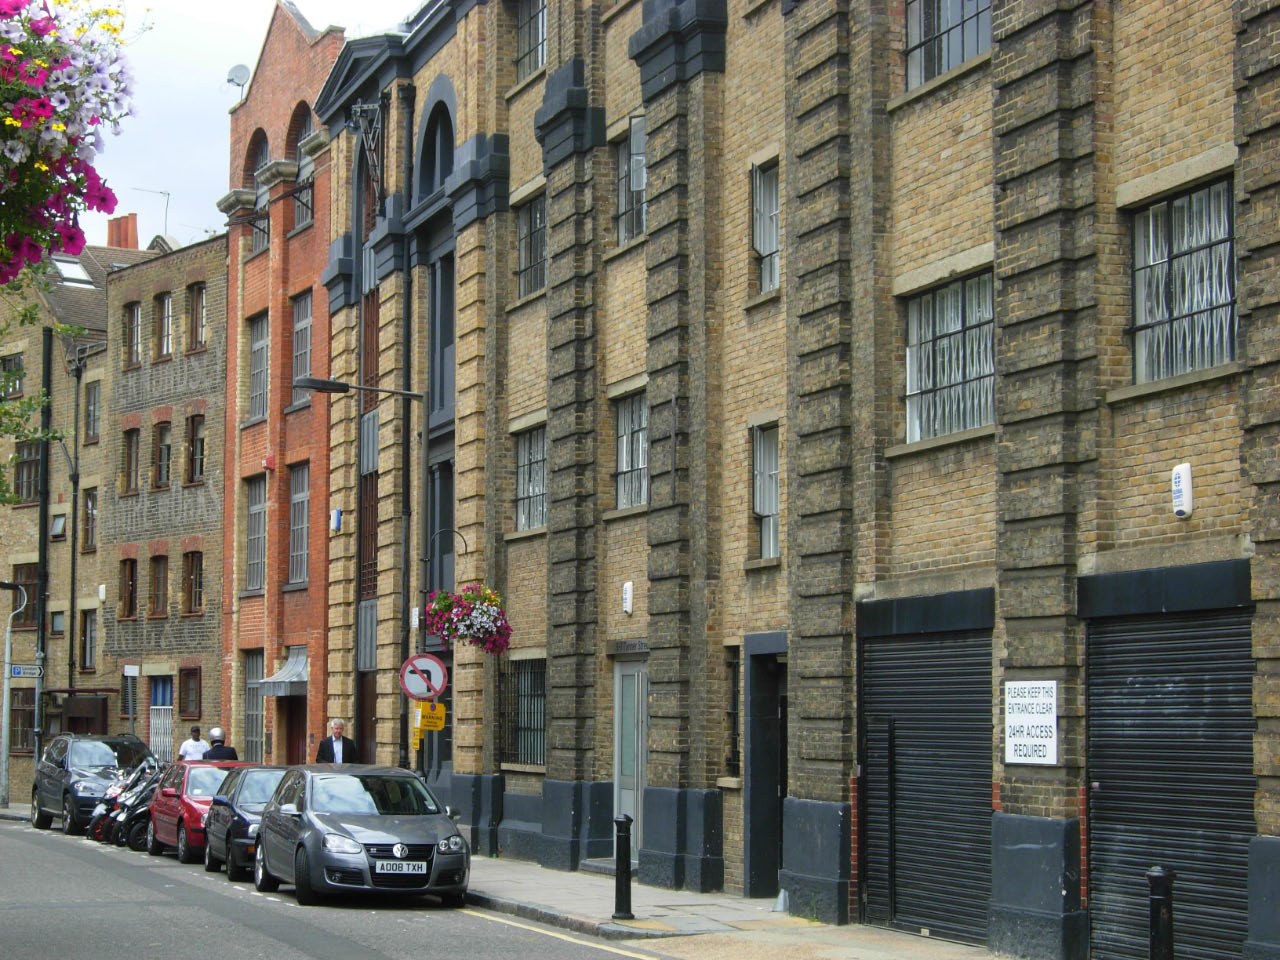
[31,734,154,834]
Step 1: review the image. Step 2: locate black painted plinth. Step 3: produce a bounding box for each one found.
[638,787,724,892]
[988,813,1087,960]
[537,779,614,871]
[450,773,503,856]
[778,797,849,925]
[1245,835,1280,959]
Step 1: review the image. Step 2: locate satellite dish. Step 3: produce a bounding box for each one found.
[226,64,250,92]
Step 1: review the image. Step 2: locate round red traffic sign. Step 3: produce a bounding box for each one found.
[399,654,448,701]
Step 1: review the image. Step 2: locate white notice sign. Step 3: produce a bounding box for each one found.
[1005,680,1057,765]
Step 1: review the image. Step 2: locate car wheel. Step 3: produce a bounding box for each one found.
[254,843,279,892]
[30,791,52,830]
[177,822,199,864]
[203,835,221,873]
[146,819,164,856]
[227,852,250,883]
[128,820,149,852]
[293,847,317,905]
[61,795,81,835]
[439,892,467,909]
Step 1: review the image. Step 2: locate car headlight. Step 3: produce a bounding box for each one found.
[437,834,466,854]
[73,781,100,796]
[247,823,259,838]
[322,833,363,855]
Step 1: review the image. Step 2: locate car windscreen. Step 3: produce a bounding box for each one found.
[310,775,440,816]
[238,770,286,806]
[186,766,231,798]
[70,740,152,769]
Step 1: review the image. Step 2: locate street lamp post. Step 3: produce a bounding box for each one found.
[294,377,423,769]
[0,580,29,808]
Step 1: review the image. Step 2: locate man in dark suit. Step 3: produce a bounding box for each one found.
[203,727,239,760]
[316,718,358,764]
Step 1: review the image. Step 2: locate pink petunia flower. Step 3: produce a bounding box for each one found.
[85,181,117,213]
[0,0,33,17]
[28,16,57,37]
[18,61,48,87]
[54,222,84,255]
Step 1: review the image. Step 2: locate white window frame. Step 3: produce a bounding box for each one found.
[248,314,269,419]
[515,426,547,531]
[752,163,780,294]
[288,463,309,584]
[615,393,648,509]
[245,476,267,590]
[752,425,780,560]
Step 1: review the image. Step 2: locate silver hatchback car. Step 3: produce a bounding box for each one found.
[254,764,469,906]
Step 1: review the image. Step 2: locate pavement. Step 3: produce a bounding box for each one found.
[1,801,1004,959]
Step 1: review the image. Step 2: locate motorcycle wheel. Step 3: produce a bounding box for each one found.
[112,820,128,846]
[128,819,149,852]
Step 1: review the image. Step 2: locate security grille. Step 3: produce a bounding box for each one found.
[244,651,264,762]
[499,658,546,766]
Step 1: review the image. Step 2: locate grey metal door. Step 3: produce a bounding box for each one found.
[614,660,647,852]
[1087,611,1255,960]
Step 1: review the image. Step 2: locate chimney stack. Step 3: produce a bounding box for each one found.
[106,212,139,250]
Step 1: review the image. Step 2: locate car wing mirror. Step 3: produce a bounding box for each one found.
[445,805,461,822]
[211,795,229,807]
[161,787,178,797]
[278,803,299,817]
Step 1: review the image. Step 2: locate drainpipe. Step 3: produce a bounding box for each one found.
[34,326,51,760]
[397,81,415,770]
[66,346,83,691]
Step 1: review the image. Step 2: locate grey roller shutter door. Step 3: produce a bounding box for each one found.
[862,630,992,943]
[1087,611,1255,960]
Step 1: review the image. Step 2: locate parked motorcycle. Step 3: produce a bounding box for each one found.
[119,763,168,851]
[86,760,152,842]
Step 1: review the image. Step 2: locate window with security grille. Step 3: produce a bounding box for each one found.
[251,136,270,253]
[905,272,994,442]
[616,117,646,243]
[2,353,23,397]
[906,0,991,90]
[515,426,547,531]
[244,651,264,762]
[289,463,309,584]
[11,688,34,752]
[179,667,200,719]
[14,440,39,503]
[119,558,137,618]
[292,292,312,405]
[187,415,205,482]
[119,676,137,720]
[294,110,314,227]
[82,487,97,550]
[84,380,100,440]
[752,426,780,559]
[515,0,546,82]
[153,422,171,488]
[516,195,546,298]
[1133,179,1236,384]
[752,163,780,293]
[499,657,546,765]
[615,393,648,509]
[124,302,141,366]
[248,313,268,418]
[12,563,35,627]
[123,429,140,493]
[149,555,168,616]
[188,284,207,350]
[183,551,204,613]
[246,475,266,590]
[155,292,172,359]
[80,610,96,670]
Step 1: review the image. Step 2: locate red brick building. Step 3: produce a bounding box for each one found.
[215,1,343,764]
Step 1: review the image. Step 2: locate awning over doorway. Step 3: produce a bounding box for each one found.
[259,645,308,697]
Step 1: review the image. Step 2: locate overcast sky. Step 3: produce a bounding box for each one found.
[81,1,418,249]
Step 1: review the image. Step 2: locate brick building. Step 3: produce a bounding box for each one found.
[99,233,228,761]
[308,0,1279,957]
[1,219,152,804]
[215,2,343,765]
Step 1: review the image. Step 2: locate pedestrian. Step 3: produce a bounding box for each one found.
[315,718,358,763]
[176,725,209,761]
[203,726,239,760]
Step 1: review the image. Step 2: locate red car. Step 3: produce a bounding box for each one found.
[147,761,254,863]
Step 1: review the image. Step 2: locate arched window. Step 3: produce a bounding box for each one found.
[247,132,270,253]
[422,104,454,198]
[289,104,315,228]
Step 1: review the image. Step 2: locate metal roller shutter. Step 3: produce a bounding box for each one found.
[1087,611,1255,960]
[862,630,992,943]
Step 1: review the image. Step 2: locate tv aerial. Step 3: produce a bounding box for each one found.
[226,64,250,95]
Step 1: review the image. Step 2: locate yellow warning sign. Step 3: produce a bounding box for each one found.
[421,701,446,731]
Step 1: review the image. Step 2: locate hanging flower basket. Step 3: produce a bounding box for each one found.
[424,584,512,655]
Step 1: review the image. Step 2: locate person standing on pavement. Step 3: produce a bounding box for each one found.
[315,718,358,763]
[176,725,209,760]
[203,727,239,760]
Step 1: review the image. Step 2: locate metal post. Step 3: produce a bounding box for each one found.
[34,325,51,761]
[613,814,634,920]
[1147,865,1175,960]
[1,583,29,807]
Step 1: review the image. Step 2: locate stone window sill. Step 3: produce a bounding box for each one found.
[238,588,265,600]
[284,398,312,415]
[287,220,313,240]
[504,526,547,543]
[603,504,648,522]
[745,556,781,572]
[602,235,647,263]
[742,0,774,16]
[240,415,266,430]
[1105,361,1246,407]
[887,52,992,114]
[504,66,546,103]
[185,345,208,357]
[506,288,546,314]
[884,423,996,459]
[244,246,268,266]
[500,762,546,774]
[716,776,743,790]
[180,610,204,619]
[281,581,308,593]
[745,286,781,312]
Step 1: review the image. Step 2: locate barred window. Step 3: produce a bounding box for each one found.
[1133,179,1236,384]
[515,0,546,82]
[752,426,780,560]
[179,667,201,719]
[14,440,39,503]
[123,428,140,493]
[120,676,137,719]
[2,353,23,397]
[499,657,546,765]
[906,0,992,90]
[124,302,141,366]
[119,558,137,618]
[251,136,270,253]
[905,272,994,442]
[80,610,96,670]
[289,463,309,584]
[155,292,172,359]
[616,117,646,244]
[12,563,36,627]
[515,426,547,531]
[292,292,312,405]
[187,415,205,483]
[516,195,546,298]
[153,421,172,488]
[84,381,100,440]
[294,110,314,228]
[246,475,266,590]
[10,688,34,752]
[149,554,168,616]
[183,551,204,613]
[615,393,648,509]
[82,487,97,550]
[248,313,268,419]
[752,163,780,293]
[188,283,207,350]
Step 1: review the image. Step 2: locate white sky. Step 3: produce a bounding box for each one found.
[80,0,418,248]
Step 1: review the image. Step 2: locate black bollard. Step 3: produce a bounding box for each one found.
[1146,865,1176,960]
[612,814,634,920]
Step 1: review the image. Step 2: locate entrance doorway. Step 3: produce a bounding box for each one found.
[283,696,307,766]
[744,632,788,898]
[357,670,377,764]
[613,660,648,853]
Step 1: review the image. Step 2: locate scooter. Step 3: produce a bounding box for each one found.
[119,764,168,851]
[89,759,158,843]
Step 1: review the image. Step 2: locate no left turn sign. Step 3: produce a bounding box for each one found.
[399,653,449,701]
